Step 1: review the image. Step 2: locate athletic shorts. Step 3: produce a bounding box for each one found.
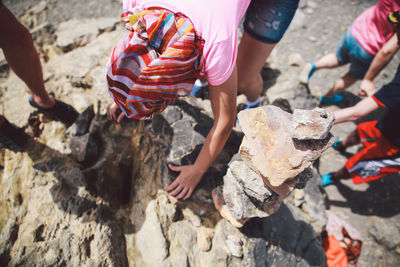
[243,0,299,44]
[345,120,400,184]
[335,28,375,80]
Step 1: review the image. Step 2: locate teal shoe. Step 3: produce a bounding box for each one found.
[332,138,346,152]
[243,102,260,110]
[320,94,343,104]
[321,173,334,187]
[306,62,316,83]
[300,62,316,84]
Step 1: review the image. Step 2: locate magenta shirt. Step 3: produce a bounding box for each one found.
[123,0,250,86]
[352,0,400,56]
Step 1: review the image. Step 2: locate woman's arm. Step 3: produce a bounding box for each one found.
[359,34,399,96]
[334,96,379,124]
[167,67,237,200]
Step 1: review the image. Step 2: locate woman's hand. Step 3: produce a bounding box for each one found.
[109,103,125,122]
[166,164,204,200]
[359,79,376,97]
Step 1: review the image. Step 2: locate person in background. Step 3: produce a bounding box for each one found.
[0,1,78,151]
[191,0,300,111]
[300,0,400,104]
[321,60,400,186]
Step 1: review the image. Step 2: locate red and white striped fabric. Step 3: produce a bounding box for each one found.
[106,8,204,120]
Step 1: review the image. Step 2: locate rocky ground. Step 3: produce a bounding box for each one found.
[0,0,399,266]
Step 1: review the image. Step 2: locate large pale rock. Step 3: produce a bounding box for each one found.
[292,107,334,140]
[135,200,168,265]
[56,18,119,51]
[238,105,334,187]
[221,156,281,221]
[46,30,124,82]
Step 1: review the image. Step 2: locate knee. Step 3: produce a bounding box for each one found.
[333,79,346,91]
[238,73,262,94]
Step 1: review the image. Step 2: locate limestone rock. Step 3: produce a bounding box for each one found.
[288,53,304,66]
[221,159,278,220]
[70,133,98,163]
[225,234,243,258]
[136,200,168,265]
[0,50,9,78]
[56,18,119,52]
[46,30,124,83]
[292,107,334,140]
[197,227,213,252]
[238,105,334,187]
[67,105,95,137]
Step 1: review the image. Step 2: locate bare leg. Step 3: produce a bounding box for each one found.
[342,129,360,148]
[299,53,342,84]
[237,33,276,102]
[331,166,351,181]
[315,53,342,69]
[0,3,54,108]
[324,71,357,98]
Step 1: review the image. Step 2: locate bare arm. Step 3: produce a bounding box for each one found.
[167,67,237,200]
[359,34,399,96]
[334,97,379,124]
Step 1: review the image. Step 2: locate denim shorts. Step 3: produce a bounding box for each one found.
[336,28,374,79]
[243,0,299,44]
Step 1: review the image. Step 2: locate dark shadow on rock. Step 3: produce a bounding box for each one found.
[291,84,319,110]
[168,99,244,192]
[326,173,400,217]
[26,139,125,223]
[292,133,334,152]
[261,67,281,95]
[173,98,214,137]
[240,204,326,266]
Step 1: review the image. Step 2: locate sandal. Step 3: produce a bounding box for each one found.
[332,138,346,152]
[29,96,79,126]
[320,93,343,104]
[321,173,334,187]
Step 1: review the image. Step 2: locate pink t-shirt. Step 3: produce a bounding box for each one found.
[123,0,250,86]
[352,0,400,56]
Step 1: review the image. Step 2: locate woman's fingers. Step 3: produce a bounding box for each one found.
[176,187,189,200]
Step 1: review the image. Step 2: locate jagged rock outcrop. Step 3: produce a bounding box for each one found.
[213,106,334,228]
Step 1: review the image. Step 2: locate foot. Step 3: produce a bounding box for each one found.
[321,173,334,187]
[332,138,346,152]
[299,62,316,84]
[212,187,249,228]
[190,79,208,97]
[0,119,30,152]
[29,96,79,126]
[320,93,343,104]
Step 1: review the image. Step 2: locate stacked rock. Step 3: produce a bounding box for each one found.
[213,105,335,227]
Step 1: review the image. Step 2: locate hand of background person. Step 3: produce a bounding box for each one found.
[359,79,376,97]
[109,103,125,122]
[166,163,204,200]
